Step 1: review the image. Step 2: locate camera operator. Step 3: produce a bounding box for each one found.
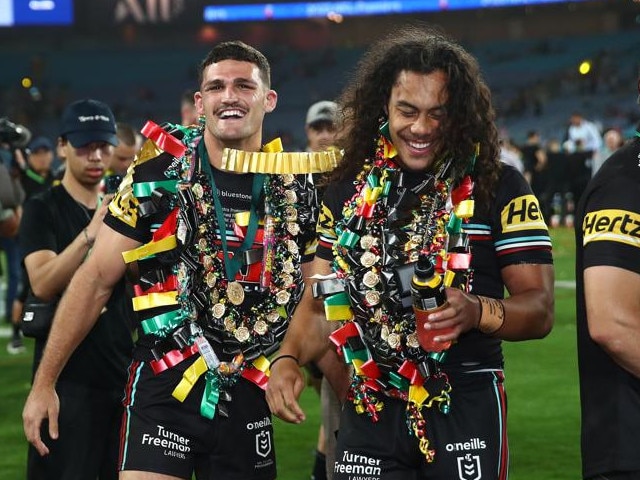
[0,117,29,353]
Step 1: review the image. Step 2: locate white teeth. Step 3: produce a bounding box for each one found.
[408,141,430,149]
[220,109,244,118]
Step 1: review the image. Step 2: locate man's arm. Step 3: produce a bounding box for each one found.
[427,263,555,343]
[266,256,336,423]
[23,225,140,455]
[584,265,640,378]
[24,199,112,301]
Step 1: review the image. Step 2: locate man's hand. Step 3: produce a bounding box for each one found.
[22,384,60,456]
[265,356,307,423]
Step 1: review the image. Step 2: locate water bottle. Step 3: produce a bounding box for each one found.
[411,255,452,352]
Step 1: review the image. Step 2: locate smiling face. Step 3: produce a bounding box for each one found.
[195,59,277,153]
[386,70,448,172]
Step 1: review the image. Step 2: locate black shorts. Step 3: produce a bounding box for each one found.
[27,382,123,480]
[119,355,276,480]
[333,370,508,480]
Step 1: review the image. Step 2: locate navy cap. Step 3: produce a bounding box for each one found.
[28,136,53,152]
[60,99,117,148]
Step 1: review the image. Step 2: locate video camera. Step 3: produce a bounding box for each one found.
[0,117,31,149]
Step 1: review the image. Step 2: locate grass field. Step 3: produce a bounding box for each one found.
[0,227,579,479]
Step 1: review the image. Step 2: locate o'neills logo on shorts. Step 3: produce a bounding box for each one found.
[583,209,640,248]
[142,425,191,460]
[501,195,546,232]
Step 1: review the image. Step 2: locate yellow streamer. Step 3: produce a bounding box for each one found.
[172,356,208,402]
[132,291,179,311]
[122,235,178,263]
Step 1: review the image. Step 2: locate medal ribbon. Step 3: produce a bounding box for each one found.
[199,142,264,281]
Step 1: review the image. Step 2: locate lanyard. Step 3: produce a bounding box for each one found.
[199,142,264,280]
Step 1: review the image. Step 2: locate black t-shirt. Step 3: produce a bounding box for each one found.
[316,165,553,371]
[574,136,640,478]
[19,185,134,392]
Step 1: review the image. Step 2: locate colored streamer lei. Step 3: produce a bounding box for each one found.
[114,121,319,420]
[325,133,476,462]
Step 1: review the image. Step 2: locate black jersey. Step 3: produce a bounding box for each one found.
[575,135,640,478]
[19,185,134,391]
[316,164,552,371]
[105,124,318,368]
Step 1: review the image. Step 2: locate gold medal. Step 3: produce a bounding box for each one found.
[234,326,250,342]
[226,281,245,306]
[212,303,226,319]
[254,320,268,335]
[206,272,217,288]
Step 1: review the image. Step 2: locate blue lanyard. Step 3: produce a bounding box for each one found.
[199,142,264,280]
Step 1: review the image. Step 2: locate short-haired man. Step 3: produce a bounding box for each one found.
[22,41,330,480]
[20,98,134,479]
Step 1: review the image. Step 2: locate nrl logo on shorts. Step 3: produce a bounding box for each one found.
[457,453,482,480]
[255,430,272,458]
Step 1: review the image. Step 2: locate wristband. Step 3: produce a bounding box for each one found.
[269,354,299,370]
[476,295,505,335]
[83,228,95,248]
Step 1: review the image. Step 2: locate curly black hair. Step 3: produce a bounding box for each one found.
[333,24,501,212]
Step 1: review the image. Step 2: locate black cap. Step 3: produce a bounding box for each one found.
[60,99,117,148]
[28,136,53,152]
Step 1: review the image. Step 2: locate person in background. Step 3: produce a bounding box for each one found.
[566,112,603,175]
[102,122,140,195]
[22,41,331,480]
[20,99,134,479]
[574,80,640,480]
[267,26,554,480]
[180,88,199,127]
[7,136,55,354]
[0,141,26,354]
[107,122,139,176]
[16,136,55,199]
[304,99,341,480]
[592,127,625,176]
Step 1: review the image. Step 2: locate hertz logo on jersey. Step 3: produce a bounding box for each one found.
[501,195,547,233]
[583,209,640,248]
